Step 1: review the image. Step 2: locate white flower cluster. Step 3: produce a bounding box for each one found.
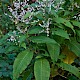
[8,0,64,36]
[8,0,28,23]
[8,0,64,23]
[7,31,17,42]
[39,18,51,36]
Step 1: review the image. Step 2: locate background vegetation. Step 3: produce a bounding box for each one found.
[0,0,80,80]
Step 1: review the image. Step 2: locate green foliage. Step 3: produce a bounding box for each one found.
[68,39,80,57]
[0,0,80,80]
[13,49,33,80]
[24,11,31,19]
[52,28,69,39]
[47,43,60,63]
[54,17,74,30]
[58,62,80,78]
[28,26,43,34]
[34,58,50,80]
[71,21,80,28]
[29,36,57,44]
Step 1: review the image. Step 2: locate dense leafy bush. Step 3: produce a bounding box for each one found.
[0,0,80,80]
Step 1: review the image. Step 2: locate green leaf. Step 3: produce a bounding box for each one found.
[0,46,5,53]
[53,35,65,44]
[76,30,80,36]
[34,11,44,20]
[5,46,18,53]
[51,10,58,18]
[52,28,69,39]
[34,58,50,80]
[20,42,26,49]
[71,21,80,28]
[23,70,33,80]
[68,75,78,80]
[58,62,80,78]
[64,11,70,16]
[31,3,39,8]
[29,36,57,44]
[24,11,31,19]
[0,33,9,45]
[68,39,80,57]
[54,17,75,32]
[28,26,43,34]
[47,43,60,63]
[74,0,80,5]
[13,49,33,80]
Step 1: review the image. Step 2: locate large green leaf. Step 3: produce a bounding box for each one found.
[54,17,75,32]
[47,43,60,63]
[58,62,80,79]
[29,36,57,44]
[13,49,33,80]
[68,40,80,57]
[34,58,50,80]
[52,28,69,39]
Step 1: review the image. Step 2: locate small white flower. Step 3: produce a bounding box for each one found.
[9,36,16,42]
[14,2,20,9]
[8,7,13,12]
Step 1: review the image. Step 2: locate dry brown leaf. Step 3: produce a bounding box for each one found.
[62,46,77,64]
